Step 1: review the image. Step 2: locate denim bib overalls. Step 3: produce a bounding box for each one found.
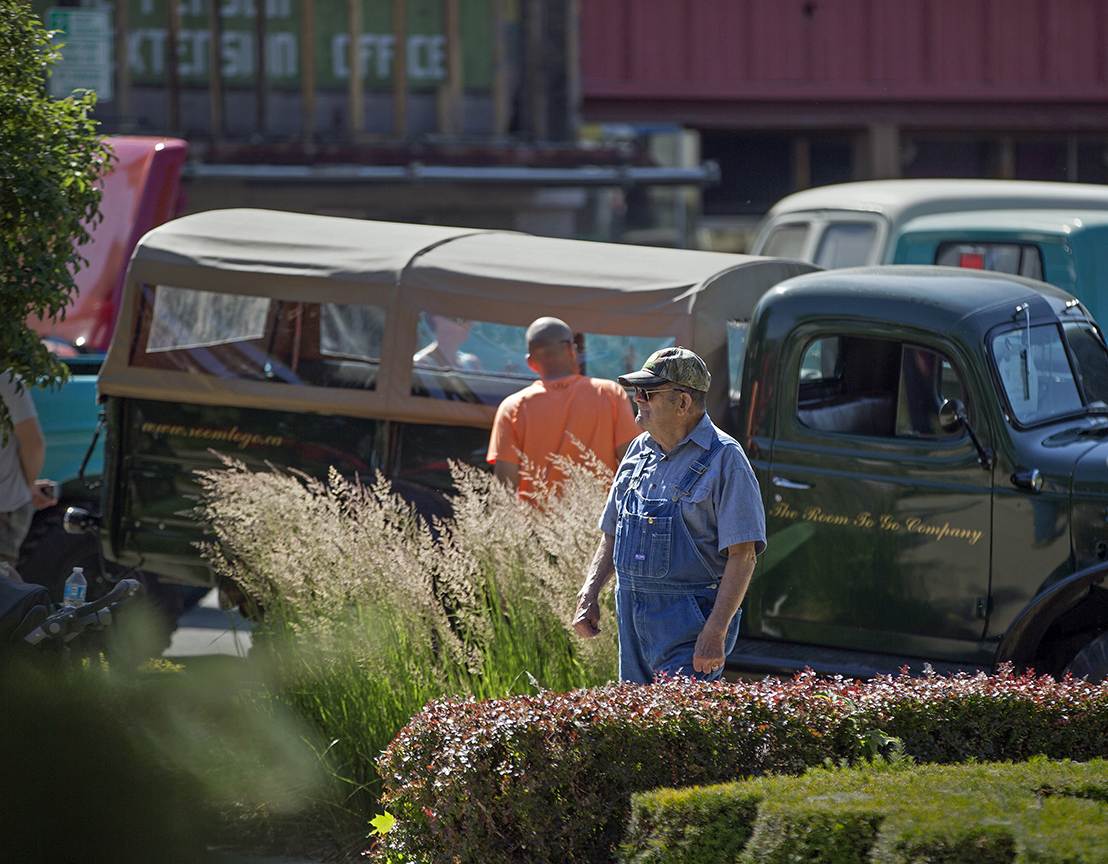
[612,435,740,683]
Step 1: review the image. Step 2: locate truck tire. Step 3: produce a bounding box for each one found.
[1065,631,1108,683]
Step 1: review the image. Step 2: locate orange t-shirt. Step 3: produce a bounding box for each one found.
[487,375,640,498]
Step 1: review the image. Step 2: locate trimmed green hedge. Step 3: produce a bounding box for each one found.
[621,758,1108,864]
[374,669,1108,863]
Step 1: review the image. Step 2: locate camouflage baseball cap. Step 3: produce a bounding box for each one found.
[618,346,711,392]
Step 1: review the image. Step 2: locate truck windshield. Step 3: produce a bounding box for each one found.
[1063,321,1108,407]
[991,323,1092,424]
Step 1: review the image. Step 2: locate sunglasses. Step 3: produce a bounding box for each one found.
[633,386,687,401]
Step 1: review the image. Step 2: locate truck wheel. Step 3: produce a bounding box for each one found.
[1065,631,1108,683]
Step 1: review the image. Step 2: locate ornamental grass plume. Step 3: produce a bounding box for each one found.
[194,446,618,837]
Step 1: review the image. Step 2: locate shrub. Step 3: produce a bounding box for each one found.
[0,657,323,863]
[375,670,1108,864]
[0,1,114,417]
[196,450,617,839]
[622,758,1108,864]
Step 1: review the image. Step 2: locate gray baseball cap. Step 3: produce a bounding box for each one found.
[618,346,711,392]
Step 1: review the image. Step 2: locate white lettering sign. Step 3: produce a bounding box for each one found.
[331,33,446,81]
[47,7,114,100]
[128,29,297,79]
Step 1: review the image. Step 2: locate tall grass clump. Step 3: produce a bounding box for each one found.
[195,448,617,839]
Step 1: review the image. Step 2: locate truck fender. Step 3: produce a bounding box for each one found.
[995,560,1108,665]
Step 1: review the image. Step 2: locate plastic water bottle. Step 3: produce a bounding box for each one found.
[62,566,87,608]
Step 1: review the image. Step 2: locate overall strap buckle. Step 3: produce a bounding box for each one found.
[628,450,652,490]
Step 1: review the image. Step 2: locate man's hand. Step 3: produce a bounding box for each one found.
[693,623,726,674]
[31,479,57,511]
[573,535,615,639]
[571,589,601,638]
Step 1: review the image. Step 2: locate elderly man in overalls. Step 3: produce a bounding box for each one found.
[572,347,766,683]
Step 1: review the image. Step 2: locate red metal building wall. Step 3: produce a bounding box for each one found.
[582,0,1108,105]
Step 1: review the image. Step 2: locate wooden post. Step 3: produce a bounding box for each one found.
[437,0,462,135]
[491,0,509,137]
[208,0,224,142]
[255,0,267,134]
[301,0,316,147]
[564,0,580,141]
[347,0,363,139]
[996,136,1015,179]
[392,0,408,138]
[791,137,812,191]
[167,0,181,132]
[867,122,900,179]
[526,0,546,140]
[114,0,131,129]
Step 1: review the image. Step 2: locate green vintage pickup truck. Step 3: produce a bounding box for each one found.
[736,266,1108,682]
[76,210,1108,680]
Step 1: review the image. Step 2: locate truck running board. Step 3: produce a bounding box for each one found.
[727,637,987,680]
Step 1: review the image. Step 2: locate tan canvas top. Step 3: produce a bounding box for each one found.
[102,209,815,427]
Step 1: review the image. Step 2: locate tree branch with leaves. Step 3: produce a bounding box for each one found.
[0,0,112,428]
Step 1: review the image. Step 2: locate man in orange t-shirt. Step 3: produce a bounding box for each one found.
[487,317,640,499]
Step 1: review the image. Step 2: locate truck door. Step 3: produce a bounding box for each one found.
[751,330,993,664]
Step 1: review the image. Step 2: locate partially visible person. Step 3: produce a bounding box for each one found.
[487,317,640,499]
[413,314,481,371]
[0,371,57,580]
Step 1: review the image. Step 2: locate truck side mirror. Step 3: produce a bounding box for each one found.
[938,398,965,433]
[940,398,994,469]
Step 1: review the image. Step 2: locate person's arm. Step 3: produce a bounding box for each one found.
[692,541,757,674]
[572,533,615,638]
[493,459,520,491]
[14,417,44,489]
[488,398,521,491]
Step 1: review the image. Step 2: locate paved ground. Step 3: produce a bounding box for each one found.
[165,588,253,658]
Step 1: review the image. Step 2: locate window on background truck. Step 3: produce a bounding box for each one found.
[761,222,810,259]
[936,242,1044,280]
[727,320,749,403]
[813,222,878,268]
[131,284,385,390]
[410,312,674,405]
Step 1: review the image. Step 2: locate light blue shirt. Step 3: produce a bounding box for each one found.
[600,413,766,577]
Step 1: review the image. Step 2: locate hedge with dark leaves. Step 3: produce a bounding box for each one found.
[375,667,1108,864]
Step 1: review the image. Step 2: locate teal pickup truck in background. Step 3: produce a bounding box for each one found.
[752,180,1108,324]
[893,210,1108,324]
[18,136,187,602]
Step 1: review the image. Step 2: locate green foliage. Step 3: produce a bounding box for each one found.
[0,0,112,423]
[620,785,760,864]
[623,759,1108,864]
[376,670,1108,863]
[0,655,325,863]
[196,453,618,848]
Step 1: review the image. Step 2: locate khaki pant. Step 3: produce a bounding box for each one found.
[0,500,33,567]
